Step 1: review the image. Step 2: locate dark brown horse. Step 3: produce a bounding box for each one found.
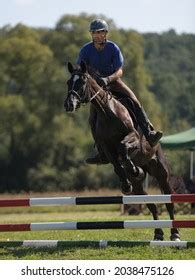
[64,61,180,241]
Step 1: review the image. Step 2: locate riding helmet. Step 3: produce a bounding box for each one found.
[89,19,108,32]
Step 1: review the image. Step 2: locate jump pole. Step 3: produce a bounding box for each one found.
[0,240,195,248]
[0,220,195,232]
[0,194,195,207]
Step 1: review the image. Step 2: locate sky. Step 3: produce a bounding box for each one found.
[1,0,195,34]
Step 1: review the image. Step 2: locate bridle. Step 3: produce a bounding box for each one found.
[68,89,82,101]
[68,72,104,103]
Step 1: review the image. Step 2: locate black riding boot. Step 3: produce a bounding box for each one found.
[135,106,163,147]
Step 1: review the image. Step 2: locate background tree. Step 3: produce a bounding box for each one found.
[0,14,194,192]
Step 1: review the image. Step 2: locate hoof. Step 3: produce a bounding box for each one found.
[153,234,164,241]
[121,181,132,195]
[170,233,181,241]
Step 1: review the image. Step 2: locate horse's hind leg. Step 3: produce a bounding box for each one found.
[165,204,180,241]
[132,179,164,241]
[163,184,180,241]
[117,138,164,239]
[147,153,180,241]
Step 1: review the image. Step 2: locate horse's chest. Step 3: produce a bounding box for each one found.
[96,119,125,141]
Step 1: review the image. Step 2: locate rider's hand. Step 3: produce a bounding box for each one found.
[97,77,110,87]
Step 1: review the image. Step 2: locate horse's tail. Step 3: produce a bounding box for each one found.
[155,145,171,193]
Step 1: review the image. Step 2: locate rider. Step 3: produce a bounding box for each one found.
[76,19,163,164]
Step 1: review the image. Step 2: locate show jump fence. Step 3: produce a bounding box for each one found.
[0,194,195,248]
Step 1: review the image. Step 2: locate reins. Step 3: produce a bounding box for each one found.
[89,87,103,101]
[85,73,112,103]
[68,70,112,113]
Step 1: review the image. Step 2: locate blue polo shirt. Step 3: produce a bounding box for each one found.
[76,40,124,76]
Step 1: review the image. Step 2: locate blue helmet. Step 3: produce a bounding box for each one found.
[89,19,108,32]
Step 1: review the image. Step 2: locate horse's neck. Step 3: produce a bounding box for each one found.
[88,77,132,126]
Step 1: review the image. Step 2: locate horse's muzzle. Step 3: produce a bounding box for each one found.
[64,101,73,112]
[64,98,80,112]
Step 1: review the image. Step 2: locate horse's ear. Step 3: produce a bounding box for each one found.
[68,62,74,73]
[80,61,87,73]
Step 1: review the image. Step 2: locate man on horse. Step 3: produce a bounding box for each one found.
[76,18,163,165]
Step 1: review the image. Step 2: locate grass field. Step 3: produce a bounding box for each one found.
[0,190,195,260]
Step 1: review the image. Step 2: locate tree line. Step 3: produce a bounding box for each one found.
[0,13,194,193]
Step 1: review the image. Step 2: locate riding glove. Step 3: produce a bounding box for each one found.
[97,77,110,87]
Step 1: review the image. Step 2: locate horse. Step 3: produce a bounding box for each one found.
[64,61,180,241]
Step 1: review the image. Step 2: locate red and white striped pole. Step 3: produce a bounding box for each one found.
[0,194,195,207]
[0,220,195,232]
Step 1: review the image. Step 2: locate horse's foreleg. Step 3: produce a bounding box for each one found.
[96,141,132,194]
[118,138,145,180]
[112,161,132,195]
[124,160,145,181]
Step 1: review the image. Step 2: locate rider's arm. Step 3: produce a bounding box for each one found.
[98,67,123,87]
[107,67,123,83]
[107,42,124,83]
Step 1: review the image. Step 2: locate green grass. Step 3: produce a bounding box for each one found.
[0,192,195,260]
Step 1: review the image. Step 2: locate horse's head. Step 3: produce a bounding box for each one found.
[64,61,89,112]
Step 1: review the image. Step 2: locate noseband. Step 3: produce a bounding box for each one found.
[68,89,82,101]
